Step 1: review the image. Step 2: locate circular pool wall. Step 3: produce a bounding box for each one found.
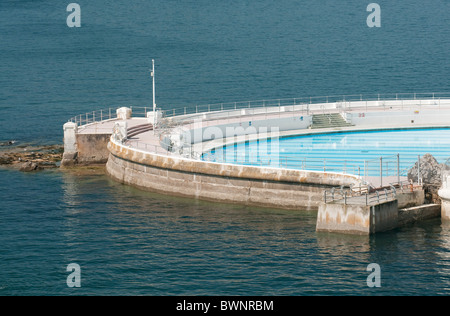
[203,128,450,176]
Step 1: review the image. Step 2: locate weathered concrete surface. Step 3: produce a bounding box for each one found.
[438,167,450,220]
[439,181,450,220]
[61,122,78,167]
[397,189,425,209]
[76,133,111,165]
[441,200,450,221]
[398,204,441,226]
[105,139,361,211]
[316,199,398,235]
[62,133,111,167]
[108,140,360,187]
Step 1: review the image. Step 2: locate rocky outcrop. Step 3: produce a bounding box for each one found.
[0,140,16,146]
[408,153,444,204]
[0,144,63,172]
[19,162,40,172]
[408,153,442,184]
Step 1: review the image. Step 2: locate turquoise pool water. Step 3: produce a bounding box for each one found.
[203,128,450,176]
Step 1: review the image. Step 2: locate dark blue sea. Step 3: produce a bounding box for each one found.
[1,0,450,296]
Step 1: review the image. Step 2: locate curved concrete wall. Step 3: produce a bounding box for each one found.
[106,139,360,210]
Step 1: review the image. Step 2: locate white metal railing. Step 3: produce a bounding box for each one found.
[67,93,450,127]
[323,185,398,206]
[159,92,450,118]
[67,106,161,128]
[200,152,421,178]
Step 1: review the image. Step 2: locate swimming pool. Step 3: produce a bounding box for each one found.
[202,128,450,176]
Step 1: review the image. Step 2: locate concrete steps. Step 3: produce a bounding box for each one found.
[311,113,353,129]
[127,123,153,138]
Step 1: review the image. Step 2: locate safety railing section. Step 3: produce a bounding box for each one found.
[67,92,450,126]
[324,183,398,206]
[200,153,366,175]
[67,93,450,130]
[67,106,161,128]
[200,152,422,179]
[159,92,450,119]
[68,107,118,127]
[124,139,177,157]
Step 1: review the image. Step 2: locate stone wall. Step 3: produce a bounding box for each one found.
[61,122,112,167]
[76,133,111,165]
[316,199,399,235]
[106,139,361,211]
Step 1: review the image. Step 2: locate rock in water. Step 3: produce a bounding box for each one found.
[19,162,40,172]
[408,153,442,184]
[0,140,16,146]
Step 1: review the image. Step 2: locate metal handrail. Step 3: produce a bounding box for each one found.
[67,106,162,128]
[67,93,450,127]
[324,184,397,205]
[159,92,450,118]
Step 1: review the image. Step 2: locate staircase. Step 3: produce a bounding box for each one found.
[127,123,153,138]
[311,113,353,129]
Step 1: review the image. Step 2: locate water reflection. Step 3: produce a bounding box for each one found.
[437,221,450,293]
[58,170,450,295]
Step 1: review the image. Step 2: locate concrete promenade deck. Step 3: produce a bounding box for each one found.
[80,100,450,153]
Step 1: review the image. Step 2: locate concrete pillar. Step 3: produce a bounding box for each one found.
[146,110,161,126]
[316,199,398,235]
[117,107,132,120]
[438,174,450,220]
[61,122,78,167]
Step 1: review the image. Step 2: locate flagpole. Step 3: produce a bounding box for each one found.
[151,59,156,134]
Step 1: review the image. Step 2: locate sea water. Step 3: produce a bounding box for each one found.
[1,0,450,295]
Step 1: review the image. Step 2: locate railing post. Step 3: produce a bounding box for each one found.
[397,153,400,185]
[380,157,383,187]
[418,155,421,185]
[364,160,367,181]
